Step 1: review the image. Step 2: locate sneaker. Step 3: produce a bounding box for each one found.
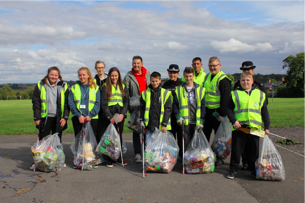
[107,162,113,168]
[63,163,66,168]
[135,154,142,163]
[227,169,237,179]
[250,171,256,178]
[73,164,79,169]
[93,165,98,169]
[30,163,36,170]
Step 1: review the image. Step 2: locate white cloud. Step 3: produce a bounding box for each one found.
[210,38,274,53]
[153,41,188,50]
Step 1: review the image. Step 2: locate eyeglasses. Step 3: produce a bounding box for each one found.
[96,67,105,69]
[208,64,219,68]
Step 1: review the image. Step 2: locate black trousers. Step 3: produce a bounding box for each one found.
[169,119,183,157]
[96,116,108,143]
[230,130,259,172]
[71,116,98,139]
[38,117,62,142]
[183,124,196,152]
[203,110,221,142]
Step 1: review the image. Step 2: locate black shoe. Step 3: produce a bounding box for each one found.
[250,171,256,178]
[227,169,237,179]
[241,163,248,170]
[215,159,223,167]
[106,161,113,168]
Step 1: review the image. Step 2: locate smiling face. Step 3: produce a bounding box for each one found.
[110,70,119,85]
[192,59,202,74]
[48,70,59,85]
[208,59,221,75]
[78,70,90,84]
[150,76,161,89]
[132,59,143,74]
[241,75,254,91]
[184,72,194,86]
[168,71,179,81]
[95,62,106,76]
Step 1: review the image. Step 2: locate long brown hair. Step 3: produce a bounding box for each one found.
[43,66,63,85]
[105,67,124,100]
[78,67,96,89]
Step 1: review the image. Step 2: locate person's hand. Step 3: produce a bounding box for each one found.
[110,117,115,124]
[85,116,91,122]
[140,121,145,128]
[60,118,66,127]
[217,116,224,122]
[176,114,184,126]
[233,121,241,129]
[79,115,85,124]
[161,126,167,133]
[265,129,270,136]
[34,120,40,126]
[117,114,124,123]
[196,124,204,131]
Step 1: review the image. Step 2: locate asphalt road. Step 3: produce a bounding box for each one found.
[0,129,304,203]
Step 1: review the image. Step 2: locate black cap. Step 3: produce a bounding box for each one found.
[167,64,180,72]
[240,61,256,70]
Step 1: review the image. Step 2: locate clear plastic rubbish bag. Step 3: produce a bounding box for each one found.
[145,128,179,173]
[129,95,141,110]
[126,110,141,133]
[184,130,215,174]
[70,122,97,170]
[31,133,65,172]
[211,116,232,160]
[255,135,285,181]
[96,123,121,161]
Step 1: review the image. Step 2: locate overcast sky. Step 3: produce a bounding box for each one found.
[0,0,304,84]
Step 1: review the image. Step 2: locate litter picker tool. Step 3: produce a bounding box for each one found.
[114,114,124,167]
[81,122,86,171]
[142,125,147,178]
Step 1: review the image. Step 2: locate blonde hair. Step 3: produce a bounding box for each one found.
[78,67,96,89]
[208,56,220,64]
[95,60,106,69]
[240,72,253,80]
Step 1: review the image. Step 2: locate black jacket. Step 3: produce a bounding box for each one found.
[140,84,172,131]
[32,79,69,132]
[162,78,183,128]
[95,74,107,116]
[101,85,129,120]
[234,79,268,105]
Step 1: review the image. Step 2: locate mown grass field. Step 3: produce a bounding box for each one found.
[0,98,303,135]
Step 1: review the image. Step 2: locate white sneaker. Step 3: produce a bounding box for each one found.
[135,154,142,163]
[63,163,66,168]
[30,163,36,170]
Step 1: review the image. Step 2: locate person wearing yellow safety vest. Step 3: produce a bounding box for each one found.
[31,66,69,170]
[140,71,172,148]
[68,67,100,139]
[226,72,270,180]
[181,57,206,87]
[203,56,231,167]
[101,67,129,167]
[173,67,206,153]
[32,66,69,142]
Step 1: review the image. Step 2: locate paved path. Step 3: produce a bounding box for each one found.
[0,130,303,203]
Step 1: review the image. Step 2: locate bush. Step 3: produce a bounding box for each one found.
[276,85,304,97]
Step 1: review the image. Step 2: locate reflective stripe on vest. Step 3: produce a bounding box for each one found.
[232,89,265,130]
[108,84,125,107]
[71,83,99,119]
[175,85,205,126]
[142,88,172,130]
[37,81,68,118]
[204,71,227,109]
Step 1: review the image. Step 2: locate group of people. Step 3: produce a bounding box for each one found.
[32,55,270,179]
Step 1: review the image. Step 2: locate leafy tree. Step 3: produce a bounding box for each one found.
[283,52,305,91]
[0,85,15,100]
[226,73,235,89]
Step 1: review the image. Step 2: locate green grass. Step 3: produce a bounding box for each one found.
[267,98,304,128]
[0,100,132,135]
[0,98,303,135]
